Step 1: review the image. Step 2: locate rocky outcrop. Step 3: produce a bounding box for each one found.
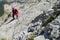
[0,0,60,40]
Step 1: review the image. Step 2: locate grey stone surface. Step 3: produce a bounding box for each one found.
[0,0,60,40]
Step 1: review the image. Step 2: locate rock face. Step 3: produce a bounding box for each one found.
[0,0,60,40]
[34,35,46,40]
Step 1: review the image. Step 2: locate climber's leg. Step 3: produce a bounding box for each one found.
[12,14,15,20]
[16,14,18,19]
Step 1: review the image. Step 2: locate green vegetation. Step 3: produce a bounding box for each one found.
[42,6,60,27]
[0,1,4,17]
[28,33,37,40]
[1,38,7,40]
[42,13,56,26]
[0,1,9,17]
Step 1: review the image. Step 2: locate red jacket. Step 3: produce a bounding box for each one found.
[12,8,18,16]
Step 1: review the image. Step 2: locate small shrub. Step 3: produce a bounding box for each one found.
[1,38,7,40]
[28,33,37,40]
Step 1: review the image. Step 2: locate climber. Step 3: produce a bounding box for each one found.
[12,7,18,20]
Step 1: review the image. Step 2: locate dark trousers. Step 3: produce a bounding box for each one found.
[12,14,18,19]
